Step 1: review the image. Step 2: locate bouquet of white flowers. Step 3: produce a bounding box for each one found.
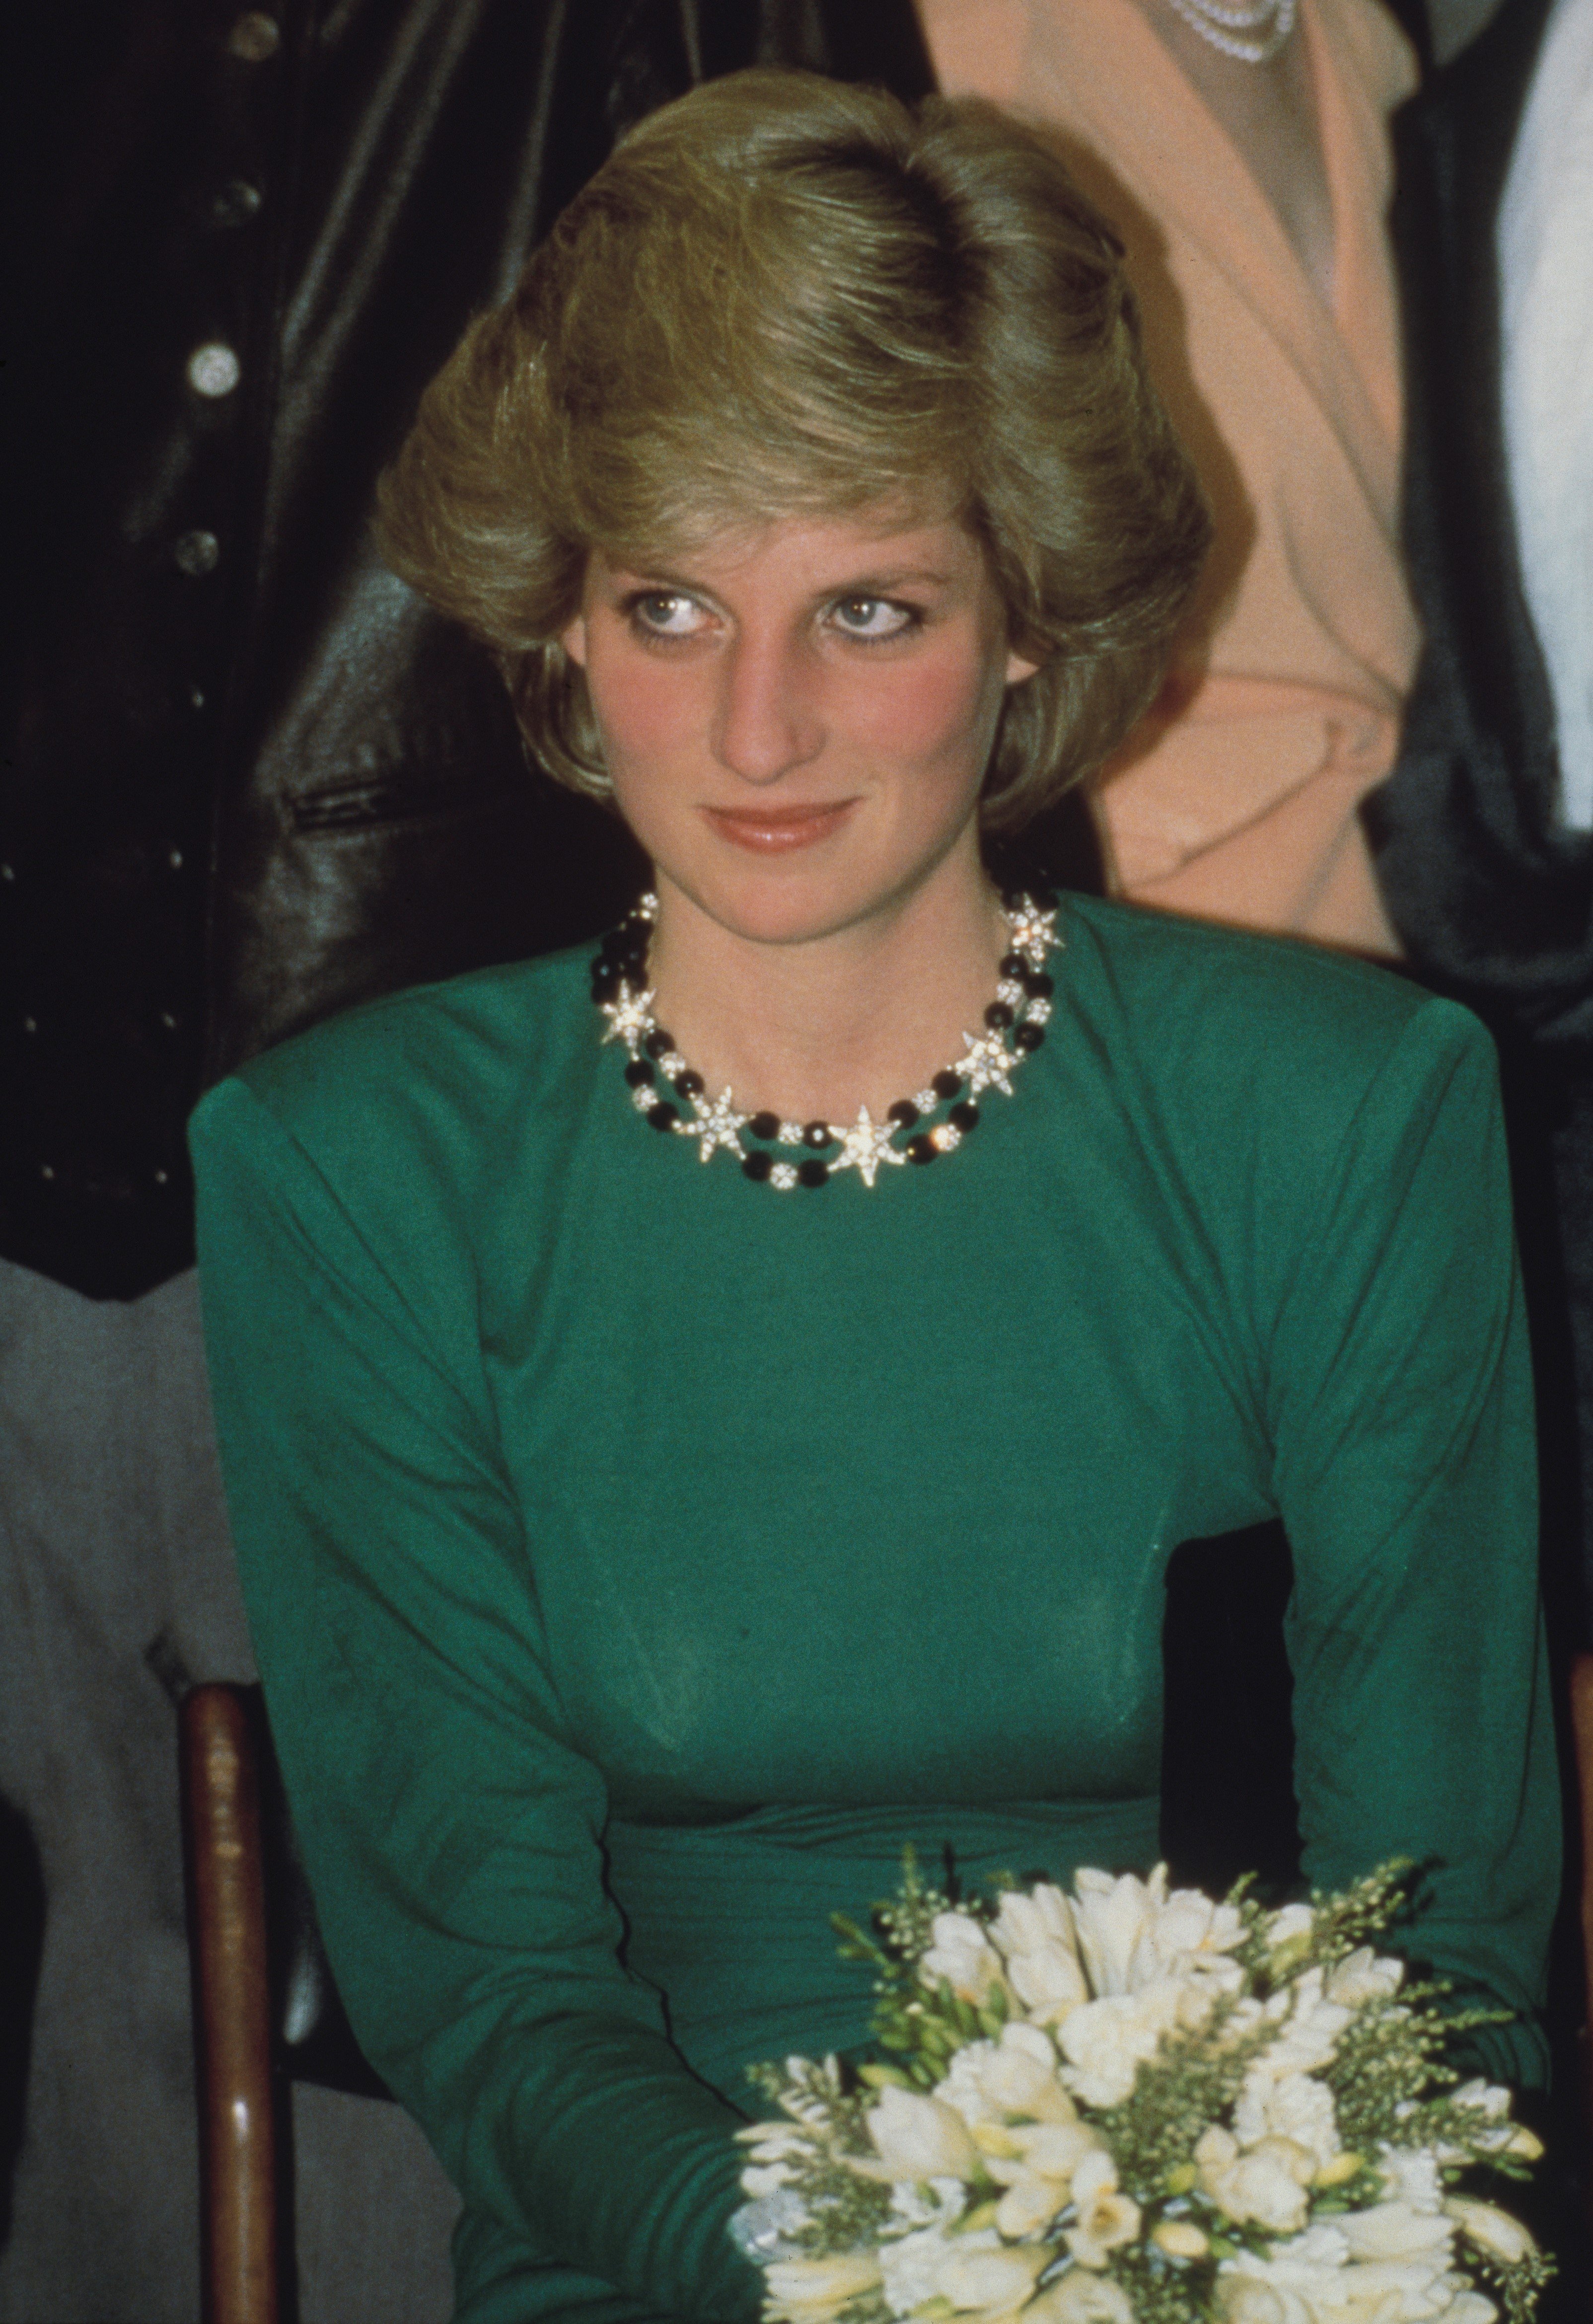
[730,1857,1552,2324]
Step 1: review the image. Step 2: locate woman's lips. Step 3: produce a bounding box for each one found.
[702,800,858,853]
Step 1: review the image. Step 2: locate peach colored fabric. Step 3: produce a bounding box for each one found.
[919,0,1421,952]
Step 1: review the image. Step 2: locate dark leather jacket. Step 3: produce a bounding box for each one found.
[5,0,933,1299]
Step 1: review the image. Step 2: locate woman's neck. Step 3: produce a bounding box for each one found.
[643,851,1013,1125]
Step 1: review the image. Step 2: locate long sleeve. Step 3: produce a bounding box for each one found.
[191,1075,761,2318]
[1258,1001,1558,2084]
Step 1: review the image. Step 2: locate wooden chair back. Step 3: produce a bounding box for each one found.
[181,1682,282,2324]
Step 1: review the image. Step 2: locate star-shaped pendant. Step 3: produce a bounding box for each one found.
[599,984,656,1047]
[829,1106,906,1189]
[958,1030,1016,1097]
[680,1086,749,1163]
[1007,900,1060,966]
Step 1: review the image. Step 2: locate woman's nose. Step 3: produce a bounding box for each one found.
[711,633,823,784]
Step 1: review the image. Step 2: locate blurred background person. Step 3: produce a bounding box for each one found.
[919,0,1428,952]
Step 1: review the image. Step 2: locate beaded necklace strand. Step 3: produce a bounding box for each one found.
[592,891,1063,1191]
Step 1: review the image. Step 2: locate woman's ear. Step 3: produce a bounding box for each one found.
[1005,649,1041,685]
[561,615,589,669]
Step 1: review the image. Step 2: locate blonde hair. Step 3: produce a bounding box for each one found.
[376,69,1210,831]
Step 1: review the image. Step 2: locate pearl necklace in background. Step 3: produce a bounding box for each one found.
[1161,0,1297,66]
[591,891,1063,1191]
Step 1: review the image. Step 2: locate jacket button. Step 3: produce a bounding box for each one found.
[187,344,241,397]
[227,12,281,61]
[173,530,219,576]
[211,179,263,229]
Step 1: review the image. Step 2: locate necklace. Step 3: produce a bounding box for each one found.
[591,891,1063,1191]
[1161,0,1297,66]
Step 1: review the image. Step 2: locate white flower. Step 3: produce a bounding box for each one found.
[1196,2125,1316,2235]
[1445,2197,1539,2267]
[862,2086,979,2183]
[992,1886,1091,2020]
[1065,2147,1142,2269]
[1323,1949,1404,2010]
[1257,1969,1353,2078]
[1025,2271,1136,2324]
[934,2240,1050,2314]
[736,2122,813,2197]
[938,2024,1076,2127]
[1266,1904,1317,1949]
[1234,2066,1340,2170]
[1069,1867,1167,1996]
[1218,2215,1470,2324]
[921,1911,1009,2006]
[1337,2203,1453,2265]
[978,2119,1107,2239]
[1059,1978,1209,2107]
[888,2176,968,2231]
[878,2223,991,2319]
[1377,2151,1444,2213]
[764,2251,882,2324]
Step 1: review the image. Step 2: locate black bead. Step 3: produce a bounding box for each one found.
[887,1100,920,1129]
[1013,1024,1045,1053]
[984,1000,1014,1030]
[646,1101,680,1131]
[802,1120,831,1151]
[1033,888,1059,910]
[741,1150,773,1183]
[747,1111,780,1143]
[673,1069,705,1097]
[797,1159,830,1189]
[906,1135,938,1165]
[623,1059,654,1087]
[590,967,621,1000]
[644,1029,674,1060]
[949,1101,980,1132]
[1022,971,1054,999]
[1000,951,1027,977]
[931,1069,962,1101]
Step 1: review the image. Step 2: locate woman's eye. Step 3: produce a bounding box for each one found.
[629,593,707,638]
[828,596,915,640]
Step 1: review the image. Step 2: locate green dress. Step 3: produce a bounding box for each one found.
[189,895,1559,2324]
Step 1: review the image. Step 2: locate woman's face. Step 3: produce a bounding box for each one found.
[561,507,1037,947]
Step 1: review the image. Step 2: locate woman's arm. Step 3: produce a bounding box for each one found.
[191,1074,760,2317]
[1262,999,1559,2086]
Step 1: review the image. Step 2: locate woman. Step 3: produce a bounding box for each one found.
[190,71,1556,2324]
[919,0,1421,951]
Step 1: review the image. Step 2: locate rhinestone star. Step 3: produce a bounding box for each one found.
[958,1031,1016,1097]
[1008,900,1060,965]
[599,984,655,1047]
[679,1086,749,1163]
[829,1106,906,1189]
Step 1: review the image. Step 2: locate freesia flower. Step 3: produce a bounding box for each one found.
[764,2251,882,2324]
[938,2023,1076,2126]
[1065,2148,1142,2268]
[1154,2218,1211,2258]
[1234,2064,1340,2169]
[878,2223,991,2318]
[1069,1868,1165,1997]
[979,2119,1107,2239]
[933,2239,1050,2314]
[862,2085,979,2182]
[921,1911,1010,2006]
[1323,1949,1404,2010]
[1059,1979,1209,2107]
[992,1885,1090,2020]
[1026,2271,1136,2324]
[1196,2125,1316,2235]
[1446,2197,1539,2267]
[1337,2201,1453,2264]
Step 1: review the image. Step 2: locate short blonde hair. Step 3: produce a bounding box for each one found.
[376,69,1210,831]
